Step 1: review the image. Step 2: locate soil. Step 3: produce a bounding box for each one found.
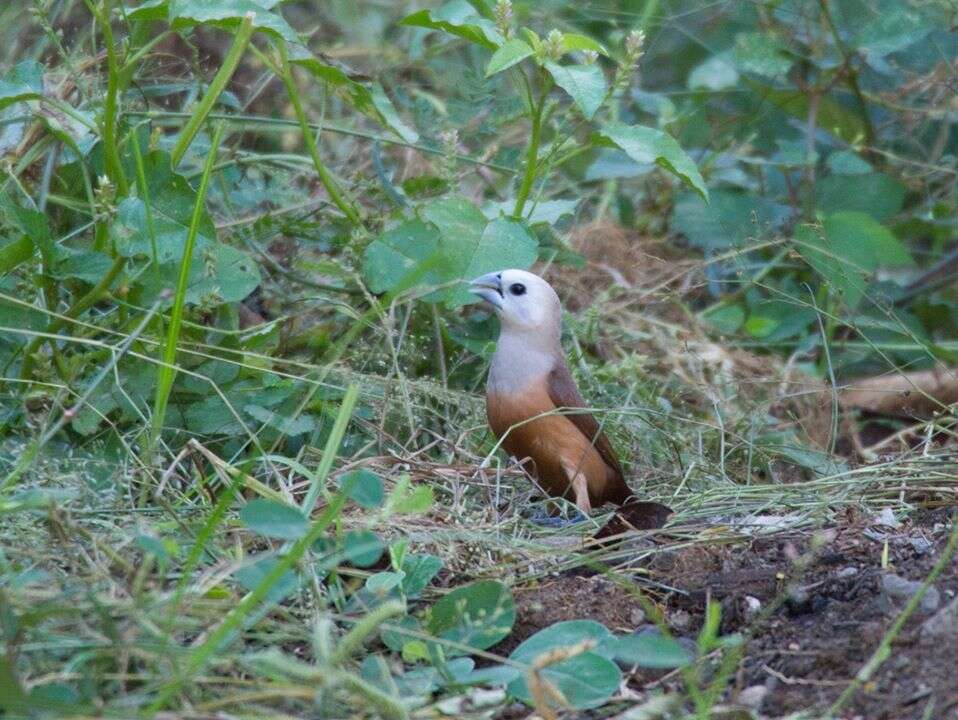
[496,509,958,719]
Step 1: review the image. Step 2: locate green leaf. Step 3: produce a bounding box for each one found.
[688,53,739,91]
[759,85,866,144]
[486,39,534,76]
[544,62,606,120]
[401,1,504,50]
[288,47,417,142]
[0,236,33,274]
[364,198,538,306]
[599,632,692,669]
[700,302,745,334]
[745,300,816,341]
[560,33,607,55]
[446,215,538,307]
[166,0,299,44]
[507,620,620,709]
[338,469,384,509]
[854,8,932,57]
[427,580,515,656]
[244,405,316,436]
[671,191,788,249]
[393,485,434,515]
[240,499,309,540]
[235,556,301,602]
[597,123,708,201]
[732,32,793,77]
[343,530,384,568]
[826,150,873,175]
[362,219,442,294]
[401,553,443,597]
[798,212,912,312]
[825,212,913,268]
[366,571,404,594]
[814,173,905,222]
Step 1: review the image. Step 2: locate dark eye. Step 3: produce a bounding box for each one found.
[509,283,526,296]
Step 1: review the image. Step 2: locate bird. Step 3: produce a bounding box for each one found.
[469,269,672,535]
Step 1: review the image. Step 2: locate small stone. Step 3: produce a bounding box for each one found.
[630,607,646,626]
[744,595,761,620]
[837,566,858,578]
[737,685,768,711]
[921,597,958,641]
[670,609,691,631]
[882,573,940,613]
[788,642,800,651]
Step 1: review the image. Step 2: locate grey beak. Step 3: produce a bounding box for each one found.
[468,271,503,310]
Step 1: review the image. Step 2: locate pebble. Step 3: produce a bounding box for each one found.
[737,685,768,711]
[744,595,762,621]
[921,597,958,641]
[670,609,692,631]
[837,566,858,578]
[881,573,940,613]
[629,607,646,626]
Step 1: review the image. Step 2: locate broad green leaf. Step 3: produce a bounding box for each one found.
[427,580,515,655]
[0,236,33,274]
[393,657,475,695]
[244,405,316,436]
[401,1,504,50]
[372,197,537,307]
[599,632,692,668]
[827,150,873,175]
[597,123,708,201]
[137,242,261,305]
[544,61,606,120]
[344,530,384,568]
[486,39,534,76]
[759,86,866,144]
[235,556,301,602]
[362,219,442,294]
[401,553,443,597]
[393,485,434,514]
[483,198,579,225]
[825,212,913,268]
[854,8,932,57]
[366,571,404,594]
[507,620,620,709]
[560,33,607,55]
[701,302,745,334]
[240,499,309,540]
[671,191,788,249]
[798,213,912,311]
[745,300,815,341]
[688,53,739,91]
[446,215,538,307]
[52,250,114,284]
[814,173,905,222]
[338,468,384,509]
[166,0,298,44]
[732,32,793,77]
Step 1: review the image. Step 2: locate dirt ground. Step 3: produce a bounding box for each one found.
[496,508,958,719]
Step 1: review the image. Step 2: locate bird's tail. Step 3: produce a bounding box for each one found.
[592,500,673,541]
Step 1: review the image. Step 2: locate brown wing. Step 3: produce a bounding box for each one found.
[546,359,630,504]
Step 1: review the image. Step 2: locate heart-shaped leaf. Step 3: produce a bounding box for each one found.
[427,580,515,655]
[240,499,309,540]
[338,469,385,509]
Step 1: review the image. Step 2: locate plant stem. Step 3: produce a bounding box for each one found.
[513,78,549,219]
[148,122,225,460]
[170,13,255,168]
[98,0,128,197]
[277,44,363,229]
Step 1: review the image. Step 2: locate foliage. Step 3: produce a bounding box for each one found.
[0,0,955,717]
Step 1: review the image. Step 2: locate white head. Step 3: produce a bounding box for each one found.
[468,269,562,343]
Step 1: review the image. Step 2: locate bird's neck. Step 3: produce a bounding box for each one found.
[487,329,560,396]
